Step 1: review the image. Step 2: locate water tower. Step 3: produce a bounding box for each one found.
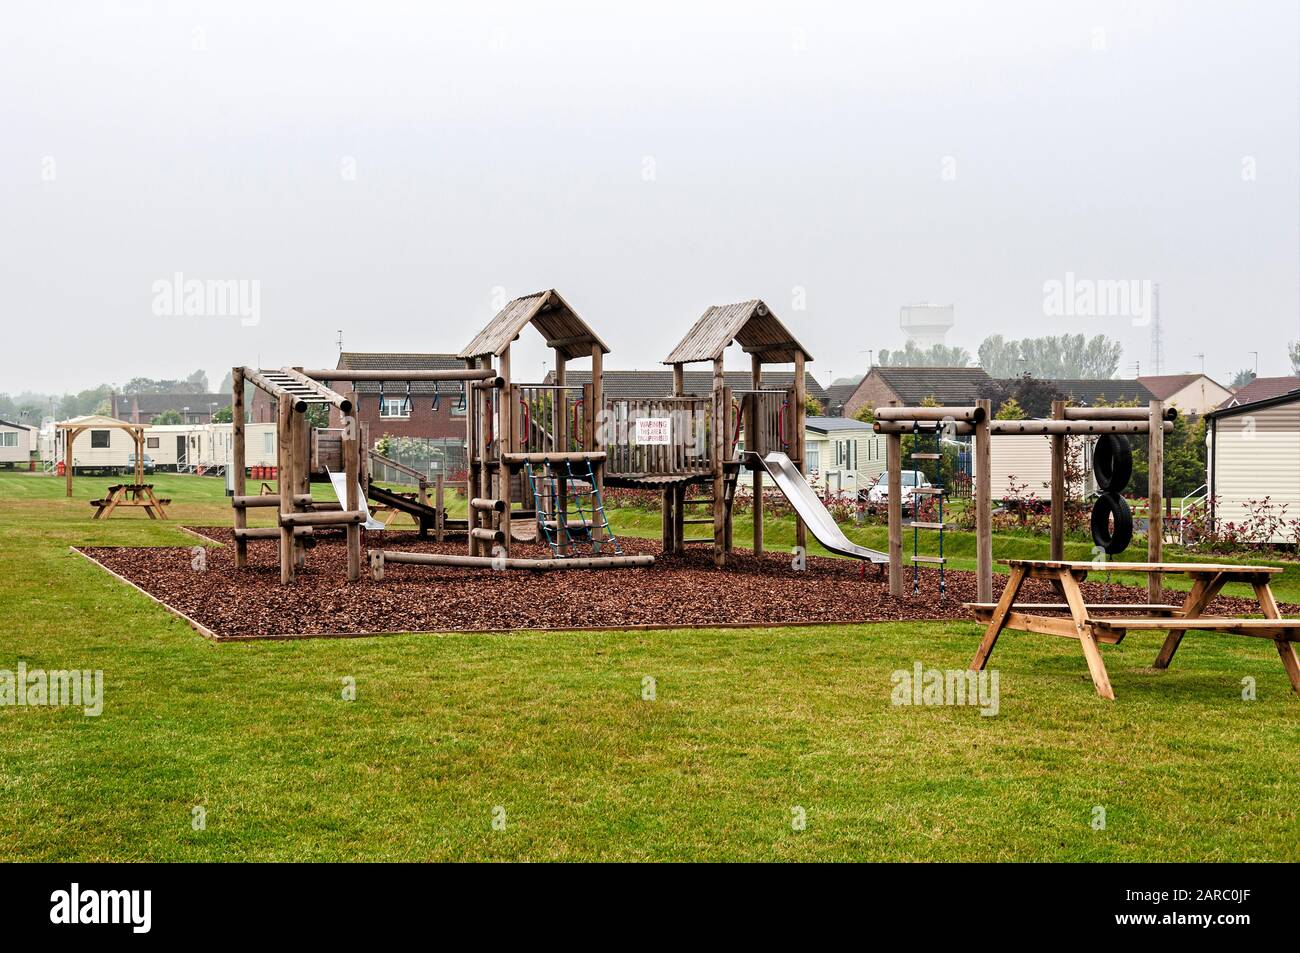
[899,304,954,349]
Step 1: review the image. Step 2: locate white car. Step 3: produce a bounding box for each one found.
[863,470,931,509]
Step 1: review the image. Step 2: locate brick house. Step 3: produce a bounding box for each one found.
[110,392,229,424]
[842,366,994,418]
[323,352,469,446]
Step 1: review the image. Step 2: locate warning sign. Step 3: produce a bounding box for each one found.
[635,417,672,445]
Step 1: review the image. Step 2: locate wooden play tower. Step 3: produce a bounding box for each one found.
[603,299,812,567]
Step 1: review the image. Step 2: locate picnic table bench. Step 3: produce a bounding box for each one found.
[89,483,170,520]
[966,559,1300,700]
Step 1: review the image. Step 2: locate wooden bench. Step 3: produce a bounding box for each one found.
[967,560,1300,700]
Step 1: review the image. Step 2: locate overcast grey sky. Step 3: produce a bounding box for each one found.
[2,0,1297,395]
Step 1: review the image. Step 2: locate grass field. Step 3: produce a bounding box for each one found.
[1,471,1296,861]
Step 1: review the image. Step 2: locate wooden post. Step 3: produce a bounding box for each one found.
[886,425,903,598]
[1148,399,1164,601]
[277,398,295,585]
[499,346,513,554]
[723,385,735,554]
[435,474,445,543]
[343,412,361,582]
[232,368,248,568]
[792,352,807,553]
[293,405,309,570]
[672,363,685,554]
[590,343,604,551]
[751,353,764,556]
[712,356,726,567]
[465,359,479,556]
[64,428,77,498]
[1050,398,1066,561]
[975,398,993,602]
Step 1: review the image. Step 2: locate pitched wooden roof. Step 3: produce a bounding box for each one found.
[458,289,609,362]
[546,369,829,401]
[663,300,812,366]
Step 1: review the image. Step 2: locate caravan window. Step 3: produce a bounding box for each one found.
[263,433,274,455]
[91,430,110,448]
[0,432,16,448]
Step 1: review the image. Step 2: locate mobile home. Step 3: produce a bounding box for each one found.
[0,419,36,468]
[1206,389,1300,543]
[986,433,1096,501]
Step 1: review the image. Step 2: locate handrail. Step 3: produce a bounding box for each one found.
[367,449,429,486]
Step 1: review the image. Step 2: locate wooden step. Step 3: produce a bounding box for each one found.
[911,487,944,495]
[911,555,946,564]
[910,453,941,460]
[907,521,946,529]
[682,518,713,524]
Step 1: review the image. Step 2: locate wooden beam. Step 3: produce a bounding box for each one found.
[751,353,764,556]
[975,398,993,602]
[343,413,361,582]
[886,415,903,598]
[792,351,807,554]
[277,398,295,585]
[1050,399,1065,562]
[1148,399,1164,601]
[232,367,248,568]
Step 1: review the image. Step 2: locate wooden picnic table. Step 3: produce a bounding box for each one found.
[90,483,170,520]
[967,559,1300,700]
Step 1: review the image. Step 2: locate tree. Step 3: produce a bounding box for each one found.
[852,404,875,424]
[1230,368,1256,388]
[804,395,824,416]
[986,374,1065,419]
[994,397,1027,419]
[977,333,1123,379]
[877,342,972,367]
[218,370,234,395]
[121,371,212,395]
[977,335,1021,378]
[153,409,183,425]
[211,405,233,423]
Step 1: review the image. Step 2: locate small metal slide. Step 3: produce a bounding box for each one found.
[326,469,388,530]
[754,451,889,564]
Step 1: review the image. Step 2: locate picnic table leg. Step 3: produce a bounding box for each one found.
[1153,572,1226,669]
[970,565,1026,671]
[100,488,122,520]
[145,486,168,520]
[1251,580,1300,695]
[1059,568,1115,700]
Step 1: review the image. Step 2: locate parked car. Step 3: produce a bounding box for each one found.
[125,453,155,475]
[862,469,930,511]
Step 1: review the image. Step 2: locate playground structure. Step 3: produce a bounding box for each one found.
[231,290,893,585]
[56,414,171,519]
[874,399,1176,602]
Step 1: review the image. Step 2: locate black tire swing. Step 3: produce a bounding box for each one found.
[1090,435,1133,555]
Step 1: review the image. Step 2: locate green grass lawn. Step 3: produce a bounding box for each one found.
[0,471,1296,861]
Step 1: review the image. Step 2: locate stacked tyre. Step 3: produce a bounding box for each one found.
[1090,435,1133,555]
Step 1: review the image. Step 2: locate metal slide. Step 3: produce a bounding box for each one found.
[326,469,388,530]
[754,451,889,564]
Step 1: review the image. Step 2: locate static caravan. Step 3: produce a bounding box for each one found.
[59,422,138,474]
[142,422,276,471]
[804,417,886,495]
[0,419,36,468]
[736,417,884,496]
[143,424,200,469]
[1207,390,1300,543]
[987,433,1096,502]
